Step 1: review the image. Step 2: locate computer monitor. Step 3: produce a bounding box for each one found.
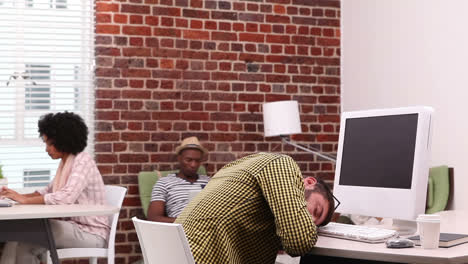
[333,106,433,232]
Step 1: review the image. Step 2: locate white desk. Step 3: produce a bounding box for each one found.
[307,211,468,264]
[0,204,119,264]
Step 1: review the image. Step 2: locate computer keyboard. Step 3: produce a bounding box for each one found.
[318,222,398,243]
[0,198,16,207]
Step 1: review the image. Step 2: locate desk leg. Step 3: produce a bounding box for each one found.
[43,219,59,264]
[0,219,59,264]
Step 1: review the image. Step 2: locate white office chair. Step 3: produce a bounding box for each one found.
[46,185,127,264]
[132,217,195,264]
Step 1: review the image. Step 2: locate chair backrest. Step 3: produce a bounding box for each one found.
[138,166,206,217]
[426,165,452,214]
[105,185,127,251]
[132,217,195,264]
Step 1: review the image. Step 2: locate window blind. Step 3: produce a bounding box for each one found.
[0,0,95,188]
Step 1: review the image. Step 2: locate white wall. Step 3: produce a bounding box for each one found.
[342,0,468,210]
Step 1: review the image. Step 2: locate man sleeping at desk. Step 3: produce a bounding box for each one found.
[175,152,336,264]
[0,112,109,264]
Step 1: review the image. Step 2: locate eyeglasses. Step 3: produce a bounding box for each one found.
[326,188,340,211]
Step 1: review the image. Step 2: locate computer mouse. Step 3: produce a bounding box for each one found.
[385,238,415,248]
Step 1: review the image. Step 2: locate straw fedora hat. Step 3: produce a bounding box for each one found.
[175,136,207,155]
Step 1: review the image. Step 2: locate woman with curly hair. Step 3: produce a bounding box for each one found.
[0,112,109,264]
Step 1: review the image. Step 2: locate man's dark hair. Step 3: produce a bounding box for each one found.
[305,177,335,226]
[38,112,88,155]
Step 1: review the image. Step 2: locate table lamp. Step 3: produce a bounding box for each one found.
[262,100,335,162]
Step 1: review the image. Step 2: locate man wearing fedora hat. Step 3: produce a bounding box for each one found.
[147,136,210,223]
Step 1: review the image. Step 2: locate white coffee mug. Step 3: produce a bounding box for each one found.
[417,214,440,249]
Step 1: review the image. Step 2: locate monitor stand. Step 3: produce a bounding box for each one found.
[390,219,417,236]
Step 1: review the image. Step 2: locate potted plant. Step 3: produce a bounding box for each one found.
[0,164,7,186]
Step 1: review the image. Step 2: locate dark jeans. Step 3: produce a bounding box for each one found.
[300,254,403,264]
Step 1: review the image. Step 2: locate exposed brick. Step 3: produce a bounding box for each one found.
[293,75,317,83]
[293,0,340,8]
[212,11,238,20]
[152,112,181,120]
[211,32,237,41]
[121,4,151,14]
[211,51,237,61]
[211,112,237,121]
[266,14,290,24]
[318,76,340,85]
[318,95,340,104]
[129,37,145,46]
[239,73,264,82]
[96,154,118,163]
[182,71,210,80]
[145,16,158,26]
[122,26,151,36]
[210,133,237,142]
[183,9,209,18]
[122,48,151,57]
[121,111,151,120]
[317,37,340,46]
[153,6,181,16]
[96,14,111,23]
[273,24,285,34]
[181,112,209,121]
[130,15,143,24]
[266,74,290,83]
[96,2,119,12]
[96,25,120,34]
[122,69,151,78]
[325,9,337,17]
[153,28,181,37]
[265,94,291,102]
[239,33,264,43]
[238,93,264,102]
[96,100,113,109]
[212,72,238,81]
[183,30,210,40]
[182,50,209,60]
[266,35,290,44]
[152,69,181,79]
[95,0,341,260]
[190,20,203,29]
[161,17,175,26]
[182,91,209,100]
[292,16,316,25]
[120,154,149,163]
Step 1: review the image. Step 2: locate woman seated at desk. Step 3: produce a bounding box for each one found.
[0,112,109,264]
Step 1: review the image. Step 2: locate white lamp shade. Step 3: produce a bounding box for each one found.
[263,100,302,137]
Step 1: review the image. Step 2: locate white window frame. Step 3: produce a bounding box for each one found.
[0,0,95,189]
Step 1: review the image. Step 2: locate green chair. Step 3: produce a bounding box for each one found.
[138,166,207,218]
[426,165,453,214]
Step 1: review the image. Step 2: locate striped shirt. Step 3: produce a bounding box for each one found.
[38,152,110,241]
[175,153,317,264]
[151,173,210,218]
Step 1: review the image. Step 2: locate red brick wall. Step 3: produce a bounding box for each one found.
[95,0,340,262]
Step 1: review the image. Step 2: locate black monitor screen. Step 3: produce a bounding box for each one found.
[339,114,418,189]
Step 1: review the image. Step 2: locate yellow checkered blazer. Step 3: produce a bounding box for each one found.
[175,152,317,264]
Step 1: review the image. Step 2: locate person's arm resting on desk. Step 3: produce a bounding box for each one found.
[259,156,318,256]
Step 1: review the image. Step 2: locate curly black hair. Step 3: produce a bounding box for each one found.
[38,112,88,155]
